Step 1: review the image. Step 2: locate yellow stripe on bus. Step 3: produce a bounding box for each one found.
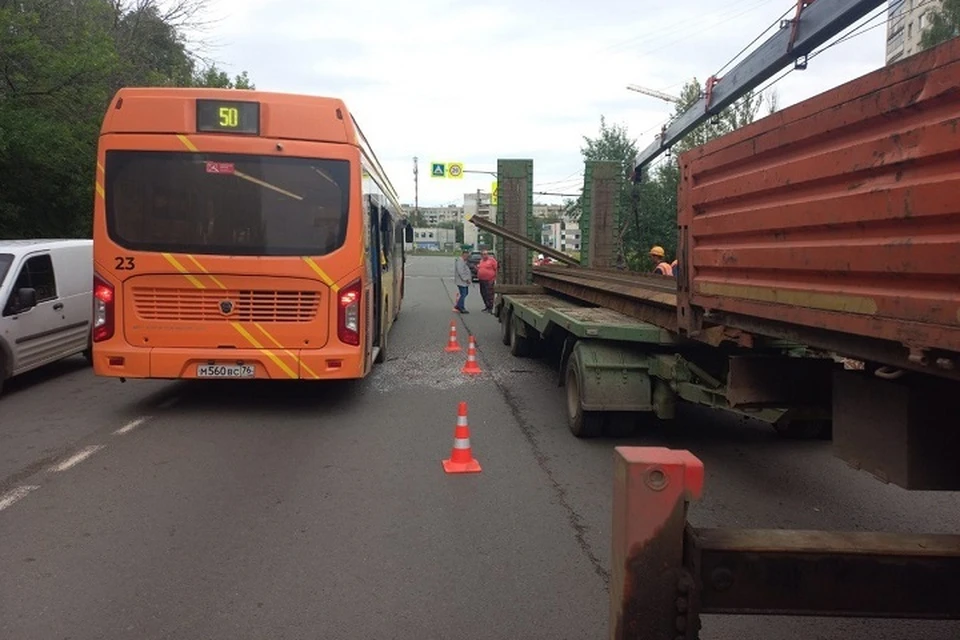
[95,183,105,198]
[253,322,320,380]
[97,162,104,174]
[176,134,199,152]
[186,254,227,290]
[161,253,206,290]
[302,257,340,292]
[230,322,298,379]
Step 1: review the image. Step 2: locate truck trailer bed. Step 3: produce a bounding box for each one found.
[502,293,679,344]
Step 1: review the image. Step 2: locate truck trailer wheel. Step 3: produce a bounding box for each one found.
[509,316,532,358]
[500,307,512,346]
[565,350,603,438]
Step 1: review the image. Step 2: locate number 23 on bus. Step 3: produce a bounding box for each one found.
[91,88,414,382]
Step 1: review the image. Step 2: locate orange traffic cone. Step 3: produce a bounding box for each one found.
[444,320,461,353]
[461,335,482,374]
[443,401,481,474]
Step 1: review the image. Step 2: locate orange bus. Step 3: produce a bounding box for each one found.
[91,88,412,381]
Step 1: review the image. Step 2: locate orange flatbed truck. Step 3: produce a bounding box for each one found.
[91,88,412,382]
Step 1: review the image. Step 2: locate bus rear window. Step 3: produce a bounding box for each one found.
[104,151,350,256]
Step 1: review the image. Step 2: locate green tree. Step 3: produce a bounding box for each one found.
[766,88,780,115]
[407,209,427,227]
[561,196,581,221]
[577,79,770,271]
[579,116,656,269]
[437,220,464,244]
[0,0,119,236]
[580,115,638,182]
[920,0,960,49]
[0,0,255,239]
[671,78,766,156]
[191,65,256,89]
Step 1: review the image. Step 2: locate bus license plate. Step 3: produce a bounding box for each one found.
[197,364,255,378]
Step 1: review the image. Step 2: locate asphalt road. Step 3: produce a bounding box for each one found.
[1,255,959,640]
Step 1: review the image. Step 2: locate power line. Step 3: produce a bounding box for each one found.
[535,170,584,188]
[750,1,918,98]
[618,0,774,63]
[714,4,798,78]
[598,0,765,56]
[632,3,908,166]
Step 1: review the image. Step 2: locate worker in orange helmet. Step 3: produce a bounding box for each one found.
[649,245,674,276]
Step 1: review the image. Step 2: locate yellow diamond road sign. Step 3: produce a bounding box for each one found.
[447,162,464,179]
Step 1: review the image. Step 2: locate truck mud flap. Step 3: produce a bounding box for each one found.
[572,340,653,412]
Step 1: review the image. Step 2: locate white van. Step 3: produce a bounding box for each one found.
[0,239,93,395]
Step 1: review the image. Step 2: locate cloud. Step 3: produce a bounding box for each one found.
[201,0,890,206]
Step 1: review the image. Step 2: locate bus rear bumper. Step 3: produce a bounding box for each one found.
[92,345,365,380]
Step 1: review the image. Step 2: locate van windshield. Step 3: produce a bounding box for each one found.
[104,150,351,257]
[0,253,12,287]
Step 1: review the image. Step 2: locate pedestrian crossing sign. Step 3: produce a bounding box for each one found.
[431,163,446,178]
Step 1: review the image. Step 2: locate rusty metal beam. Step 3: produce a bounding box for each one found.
[491,284,546,295]
[535,264,678,295]
[710,311,960,384]
[466,214,580,267]
[612,447,705,640]
[686,527,960,619]
[533,272,679,332]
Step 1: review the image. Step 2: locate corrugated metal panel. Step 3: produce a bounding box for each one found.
[679,38,960,356]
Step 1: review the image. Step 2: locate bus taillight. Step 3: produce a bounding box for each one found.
[93,274,115,342]
[337,280,361,346]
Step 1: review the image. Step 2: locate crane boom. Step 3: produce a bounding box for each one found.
[632,0,884,179]
[626,84,681,103]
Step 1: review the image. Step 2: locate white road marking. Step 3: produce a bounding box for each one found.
[158,396,179,409]
[0,485,39,512]
[48,445,105,473]
[114,416,150,436]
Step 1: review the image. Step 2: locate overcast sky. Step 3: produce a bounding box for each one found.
[198,0,889,207]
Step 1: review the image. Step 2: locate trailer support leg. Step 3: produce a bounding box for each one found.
[611,447,705,639]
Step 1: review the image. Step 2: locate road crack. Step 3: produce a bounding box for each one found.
[486,356,610,589]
